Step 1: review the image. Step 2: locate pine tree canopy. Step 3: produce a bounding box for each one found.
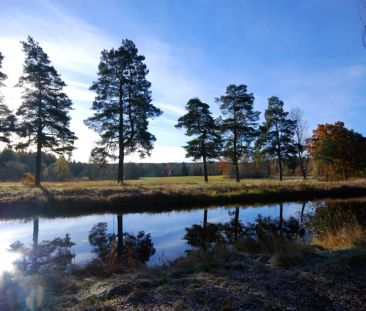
[15,36,77,154]
[217,84,260,162]
[85,39,162,161]
[176,97,221,161]
[84,39,162,182]
[0,52,16,144]
[258,96,295,160]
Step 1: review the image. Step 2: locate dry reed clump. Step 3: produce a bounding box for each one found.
[312,224,366,250]
[20,172,36,186]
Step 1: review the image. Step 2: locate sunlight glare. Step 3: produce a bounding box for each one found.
[0,247,20,274]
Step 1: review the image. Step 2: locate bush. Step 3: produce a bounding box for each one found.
[20,172,35,186]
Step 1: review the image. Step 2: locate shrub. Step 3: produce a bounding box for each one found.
[20,172,35,186]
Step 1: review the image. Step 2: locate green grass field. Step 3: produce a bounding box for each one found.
[0,175,319,190]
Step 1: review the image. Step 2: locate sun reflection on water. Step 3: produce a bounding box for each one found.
[0,247,21,274]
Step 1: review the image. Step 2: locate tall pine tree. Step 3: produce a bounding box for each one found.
[0,52,15,144]
[85,39,162,183]
[16,36,77,186]
[175,98,222,182]
[217,84,260,182]
[257,96,295,181]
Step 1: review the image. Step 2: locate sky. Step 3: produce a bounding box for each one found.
[0,0,365,163]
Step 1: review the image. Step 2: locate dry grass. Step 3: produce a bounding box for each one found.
[312,224,366,250]
[0,176,366,218]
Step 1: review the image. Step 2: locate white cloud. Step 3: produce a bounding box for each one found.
[126,146,189,163]
[156,102,185,116]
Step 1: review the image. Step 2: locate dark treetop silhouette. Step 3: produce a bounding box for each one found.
[257,96,295,181]
[176,97,222,182]
[85,39,162,184]
[0,52,16,145]
[217,84,260,182]
[15,36,77,186]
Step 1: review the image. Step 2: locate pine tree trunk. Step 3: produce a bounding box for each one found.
[202,155,208,183]
[118,85,124,184]
[234,208,239,242]
[118,147,124,184]
[32,218,39,271]
[279,203,283,235]
[234,159,240,182]
[35,139,42,186]
[201,137,208,182]
[203,208,208,249]
[33,218,39,247]
[233,131,240,183]
[300,202,306,225]
[275,122,283,181]
[117,214,123,260]
[278,155,283,181]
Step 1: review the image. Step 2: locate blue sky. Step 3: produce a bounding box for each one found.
[0,0,365,162]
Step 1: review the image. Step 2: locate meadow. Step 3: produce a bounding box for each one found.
[0,176,366,218]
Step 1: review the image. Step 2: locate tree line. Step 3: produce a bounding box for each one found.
[0,36,365,185]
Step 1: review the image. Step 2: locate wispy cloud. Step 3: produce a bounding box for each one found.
[0,2,199,162]
[259,64,366,133]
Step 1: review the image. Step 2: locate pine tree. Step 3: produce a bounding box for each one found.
[217,84,260,182]
[257,96,295,181]
[16,36,77,186]
[85,39,162,184]
[0,52,15,144]
[176,98,221,182]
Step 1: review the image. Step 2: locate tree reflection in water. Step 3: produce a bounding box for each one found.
[9,230,75,274]
[9,215,156,274]
[184,204,307,251]
[88,215,156,265]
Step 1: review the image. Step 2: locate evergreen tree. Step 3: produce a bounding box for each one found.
[0,52,15,144]
[85,39,162,184]
[16,36,76,186]
[217,84,260,182]
[257,96,295,181]
[176,98,221,182]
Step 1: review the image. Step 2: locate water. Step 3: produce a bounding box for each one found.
[1,198,365,273]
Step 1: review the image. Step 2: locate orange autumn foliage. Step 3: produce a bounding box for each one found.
[308,122,366,179]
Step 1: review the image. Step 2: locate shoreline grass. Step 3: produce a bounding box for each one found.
[3,240,366,310]
[0,177,366,218]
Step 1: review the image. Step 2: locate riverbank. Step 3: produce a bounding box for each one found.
[3,243,365,310]
[0,177,366,218]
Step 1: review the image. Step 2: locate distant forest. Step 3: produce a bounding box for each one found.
[0,148,310,182]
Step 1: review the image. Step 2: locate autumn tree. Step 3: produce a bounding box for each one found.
[308,121,366,179]
[85,39,162,184]
[175,98,221,182]
[257,96,295,181]
[0,52,15,144]
[217,84,260,182]
[219,158,231,178]
[16,37,76,186]
[290,108,308,179]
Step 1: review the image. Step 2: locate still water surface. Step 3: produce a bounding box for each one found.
[0,202,309,272]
